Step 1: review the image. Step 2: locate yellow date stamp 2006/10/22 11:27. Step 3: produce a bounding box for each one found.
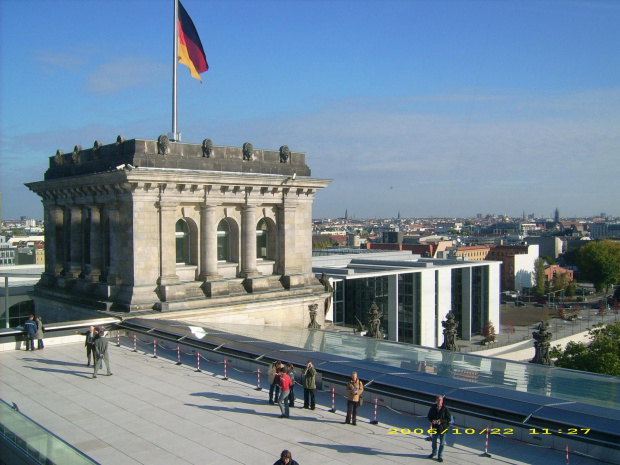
[388,428,591,435]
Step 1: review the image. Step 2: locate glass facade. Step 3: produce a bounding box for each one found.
[451,268,464,338]
[471,265,489,335]
[344,275,389,332]
[398,273,421,344]
[333,279,345,325]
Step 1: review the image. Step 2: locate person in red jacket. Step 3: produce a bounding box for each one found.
[278,369,293,418]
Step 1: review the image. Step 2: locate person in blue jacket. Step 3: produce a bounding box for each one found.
[23,315,37,351]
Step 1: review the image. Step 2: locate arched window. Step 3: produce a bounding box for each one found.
[256,219,268,259]
[176,219,190,264]
[217,219,231,262]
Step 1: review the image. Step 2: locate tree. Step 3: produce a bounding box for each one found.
[577,240,620,292]
[552,322,620,376]
[533,258,546,297]
[482,321,496,343]
[552,271,570,293]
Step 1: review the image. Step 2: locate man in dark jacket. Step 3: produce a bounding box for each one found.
[93,328,112,378]
[302,361,316,410]
[273,449,299,465]
[23,315,37,351]
[76,326,97,366]
[427,395,451,462]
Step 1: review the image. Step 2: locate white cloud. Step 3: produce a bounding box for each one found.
[86,57,167,94]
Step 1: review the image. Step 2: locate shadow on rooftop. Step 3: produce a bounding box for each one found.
[298,441,420,458]
[23,357,88,368]
[25,366,92,378]
[190,391,265,404]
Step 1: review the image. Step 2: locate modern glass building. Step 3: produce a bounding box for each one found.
[313,251,501,348]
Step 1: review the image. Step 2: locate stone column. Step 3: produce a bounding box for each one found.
[105,206,122,285]
[199,204,221,280]
[240,205,259,277]
[65,205,82,278]
[86,205,102,282]
[277,204,300,275]
[41,203,63,285]
[157,201,179,285]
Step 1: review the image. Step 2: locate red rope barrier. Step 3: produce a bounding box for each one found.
[566,444,569,465]
[117,330,120,347]
[196,351,201,372]
[153,339,158,358]
[223,358,228,380]
[176,345,182,365]
[132,334,137,352]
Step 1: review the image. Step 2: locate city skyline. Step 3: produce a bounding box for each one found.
[2,0,619,220]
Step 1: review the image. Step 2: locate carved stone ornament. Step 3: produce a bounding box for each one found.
[157,134,170,155]
[365,301,384,339]
[530,320,552,365]
[92,140,102,159]
[308,303,321,329]
[279,145,291,163]
[202,138,214,158]
[72,145,82,164]
[116,135,125,156]
[54,150,64,166]
[440,311,460,351]
[242,142,253,161]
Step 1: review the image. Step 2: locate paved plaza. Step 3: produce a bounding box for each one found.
[0,340,604,465]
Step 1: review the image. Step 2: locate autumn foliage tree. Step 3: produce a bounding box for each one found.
[482,321,496,343]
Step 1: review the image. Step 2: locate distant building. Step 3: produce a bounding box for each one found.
[0,235,16,265]
[524,236,563,260]
[314,251,501,348]
[487,244,539,292]
[544,265,573,290]
[590,223,620,240]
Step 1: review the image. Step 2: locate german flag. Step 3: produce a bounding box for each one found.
[178,1,208,81]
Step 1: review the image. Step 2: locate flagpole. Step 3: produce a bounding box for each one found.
[171,0,180,142]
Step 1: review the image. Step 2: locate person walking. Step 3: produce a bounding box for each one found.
[302,361,316,410]
[93,328,112,378]
[35,316,45,350]
[427,395,452,463]
[23,315,37,351]
[273,449,299,465]
[268,361,282,405]
[286,363,296,408]
[345,371,363,425]
[76,326,96,366]
[277,369,293,418]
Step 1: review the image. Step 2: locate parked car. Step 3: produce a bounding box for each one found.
[533,303,545,308]
[576,288,593,296]
[515,301,526,307]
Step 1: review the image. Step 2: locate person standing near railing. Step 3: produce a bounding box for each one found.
[268,361,282,405]
[93,328,112,378]
[75,326,97,366]
[302,361,316,410]
[22,315,37,351]
[345,371,363,426]
[277,369,293,418]
[35,316,44,350]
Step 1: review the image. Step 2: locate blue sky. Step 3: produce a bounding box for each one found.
[1,0,619,221]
